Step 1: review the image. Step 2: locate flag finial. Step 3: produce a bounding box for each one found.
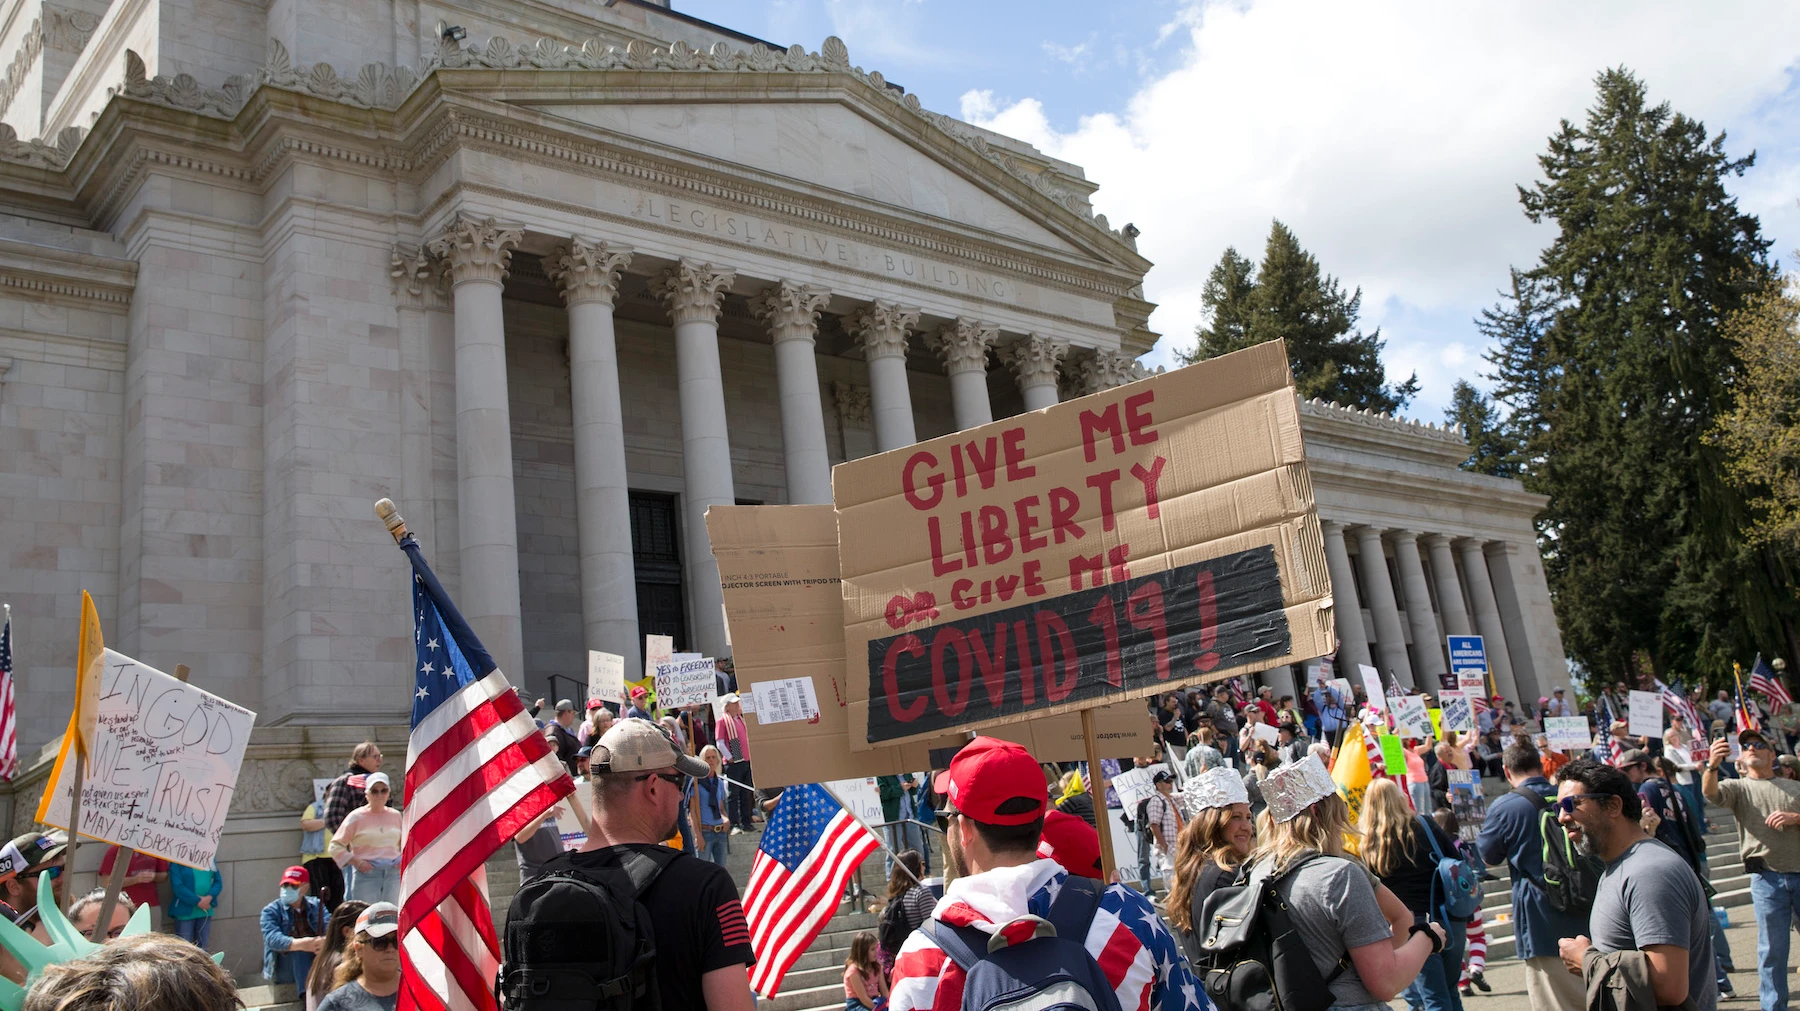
[374,498,409,543]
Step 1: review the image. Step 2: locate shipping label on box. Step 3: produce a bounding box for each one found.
[832,341,1333,749]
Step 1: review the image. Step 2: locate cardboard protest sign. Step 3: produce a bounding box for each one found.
[587,651,625,705]
[1446,769,1486,843]
[1440,691,1475,734]
[654,656,718,709]
[1109,767,1158,812]
[1628,690,1663,738]
[1457,671,1489,707]
[1543,716,1592,752]
[1378,734,1407,775]
[825,777,885,828]
[707,504,1156,788]
[550,780,595,850]
[37,649,255,868]
[1359,664,1386,712]
[1392,695,1432,739]
[834,342,1332,749]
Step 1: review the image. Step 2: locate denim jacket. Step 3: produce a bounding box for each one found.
[260,895,326,982]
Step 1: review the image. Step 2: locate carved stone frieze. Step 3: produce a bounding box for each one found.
[543,237,633,307]
[834,381,871,426]
[0,20,42,121]
[844,300,920,361]
[650,259,736,326]
[749,280,830,344]
[44,9,101,52]
[426,214,523,285]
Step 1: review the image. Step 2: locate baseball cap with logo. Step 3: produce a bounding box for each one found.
[280,866,308,886]
[1036,809,1102,880]
[356,902,400,938]
[593,719,708,778]
[931,736,1046,826]
[0,832,66,883]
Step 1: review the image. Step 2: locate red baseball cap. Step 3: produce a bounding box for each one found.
[587,699,604,710]
[932,737,1046,826]
[629,685,648,699]
[1037,810,1102,880]
[280,866,308,886]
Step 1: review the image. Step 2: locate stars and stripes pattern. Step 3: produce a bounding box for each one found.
[1733,664,1760,734]
[0,608,15,781]
[1749,655,1793,708]
[1597,695,1623,766]
[889,865,1208,1011]
[743,783,880,998]
[1656,679,1707,735]
[395,535,574,1011]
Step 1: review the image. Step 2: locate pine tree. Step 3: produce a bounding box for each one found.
[1182,220,1419,412]
[1444,380,1521,477]
[1489,67,1796,681]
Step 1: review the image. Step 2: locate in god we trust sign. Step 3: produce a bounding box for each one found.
[834,341,1334,748]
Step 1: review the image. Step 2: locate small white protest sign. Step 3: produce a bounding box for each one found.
[312,778,333,811]
[1392,695,1432,739]
[825,777,884,827]
[587,651,624,705]
[37,649,256,869]
[1359,664,1386,712]
[644,635,673,681]
[750,677,820,725]
[1440,691,1475,734]
[1628,690,1663,739]
[1110,767,1158,811]
[1544,716,1592,753]
[1251,722,1280,745]
[654,656,719,709]
[1457,672,1488,702]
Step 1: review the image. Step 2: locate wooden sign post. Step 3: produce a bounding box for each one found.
[1080,709,1118,882]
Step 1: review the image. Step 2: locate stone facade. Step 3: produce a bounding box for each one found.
[0,0,1561,983]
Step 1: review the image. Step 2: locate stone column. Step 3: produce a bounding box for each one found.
[1079,349,1139,395]
[1391,530,1448,688]
[1457,537,1521,705]
[845,301,921,453]
[1424,534,1472,637]
[1353,526,1415,689]
[930,318,997,430]
[428,214,527,679]
[1007,334,1067,412]
[650,259,739,657]
[545,237,640,674]
[1485,541,1546,705]
[750,280,833,504]
[1320,521,1372,674]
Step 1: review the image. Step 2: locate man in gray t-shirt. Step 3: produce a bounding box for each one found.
[1556,759,1716,1011]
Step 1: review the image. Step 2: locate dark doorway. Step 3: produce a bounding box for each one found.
[630,492,688,646]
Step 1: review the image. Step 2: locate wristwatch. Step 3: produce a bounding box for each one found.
[1409,923,1444,954]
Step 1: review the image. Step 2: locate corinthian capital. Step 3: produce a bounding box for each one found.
[1006,334,1068,389]
[544,238,633,307]
[649,259,737,325]
[929,318,997,376]
[1079,349,1139,394]
[390,243,445,308]
[749,280,831,344]
[844,300,921,361]
[426,214,523,284]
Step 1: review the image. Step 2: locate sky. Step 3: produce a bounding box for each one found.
[675,0,1800,422]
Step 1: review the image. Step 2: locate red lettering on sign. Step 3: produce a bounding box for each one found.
[1192,569,1221,672]
[883,592,941,629]
[884,595,912,629]
[883,634,927,723]
[951,579,977,610]
[1125,390,1158,446]
[994,573,1021,601]
[928,515,962,577]
[1108,543,1132,583]
[1131,457,1167,520]
[1069,553,1103,590]
[966,437,1000,490]
[1126,581,1170,682]
[1087,470,1122,531]
[950,442,968,498]
[903,451,942,510]
[1013,621,1037,706]
[1078,403,1124,463]
[1022,559,1047,597]
[1087,595,1123,687]
[930,628,973,717]
[969,626,1010,708]
[960,511,978,569]
[1036,611,1079,702]
[979,505,1012,565]
[1002,427,1036,481]
[1014,495,1047,553]
[1049,487,1085,544]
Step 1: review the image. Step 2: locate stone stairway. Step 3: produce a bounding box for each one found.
[1475,803,1744,961]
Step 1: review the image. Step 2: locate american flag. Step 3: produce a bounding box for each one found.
[1749,655,1793,707]
[743,783,880,998]
[0,606,15,780]
[395,535,573,1011]
[1597,695,1623,766]
[1733,663,1761,734]
[1655,679,1706,734]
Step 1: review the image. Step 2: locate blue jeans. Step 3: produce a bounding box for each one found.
[1134,826,1155,896]
[171,914,212,949]
[348,863,399,903]
[1403,920,1466,1011]
[1751,870,1800,1011]
[699,825,730,866]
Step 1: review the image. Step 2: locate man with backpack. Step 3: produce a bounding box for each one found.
[501,719,757,1011]
[1475,743,1592,1011]
[889,736,1205,1011]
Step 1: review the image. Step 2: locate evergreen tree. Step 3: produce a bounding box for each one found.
[1444,380,1521,477]
[1487,67,1797,681]
[1182,220,1419,412]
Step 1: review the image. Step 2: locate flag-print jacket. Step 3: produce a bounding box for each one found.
[889,857,1210,1011]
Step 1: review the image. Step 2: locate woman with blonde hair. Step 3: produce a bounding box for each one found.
[318,902,400,1011]
[1166,767,1253,961]
[1359,778,1466,1011]
[1233,756,1443,1010]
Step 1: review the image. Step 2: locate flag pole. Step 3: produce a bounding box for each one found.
[1082,707,1119,884]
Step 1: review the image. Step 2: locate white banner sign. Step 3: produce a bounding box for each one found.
[644,635,674,681]
[39,649,256,869]
[1457,672,1488,703]
[1628,690,1663,739]
[1544,716,1593,752]
[1110,767,1158,812]
[826,777,885,827]
[1392,695,1432,739]
[1440,691,1475,734]
[1359,664,1386,712]
[587,651,624,705]
[654,656,718,710]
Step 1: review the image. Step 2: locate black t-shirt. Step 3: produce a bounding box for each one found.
[568,845,755,1009]
[1377,818,1460,916]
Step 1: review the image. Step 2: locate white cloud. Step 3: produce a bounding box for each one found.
[961,0,1800,417]
[1042,39,1091,65]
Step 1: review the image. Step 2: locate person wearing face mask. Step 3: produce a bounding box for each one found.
[330,771,403,903]
[261,865,327,987]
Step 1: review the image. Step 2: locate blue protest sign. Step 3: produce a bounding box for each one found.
[1447,635,1487,674]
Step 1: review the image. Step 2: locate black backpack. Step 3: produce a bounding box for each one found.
[878,891,914,963]
[1512,787,1603,914]
[500,845,679,1011]
[1192,854,1346,1011]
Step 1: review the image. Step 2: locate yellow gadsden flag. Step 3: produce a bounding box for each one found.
[34,591,104,826]
[1333,720,1374,825]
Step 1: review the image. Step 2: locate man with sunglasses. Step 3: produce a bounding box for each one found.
[0,831,65,925]
[571,719,757,1011]
[1704,727,1800,1010]
[1556,758,1715,1011]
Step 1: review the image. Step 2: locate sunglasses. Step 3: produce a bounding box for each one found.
[1553,793,1613,815]
[1743,740,1772,752]
[636,772,686,788]
[366,935,398,951]
[22,867,62,882]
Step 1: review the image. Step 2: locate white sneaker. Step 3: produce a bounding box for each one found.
[730,827,744,836]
